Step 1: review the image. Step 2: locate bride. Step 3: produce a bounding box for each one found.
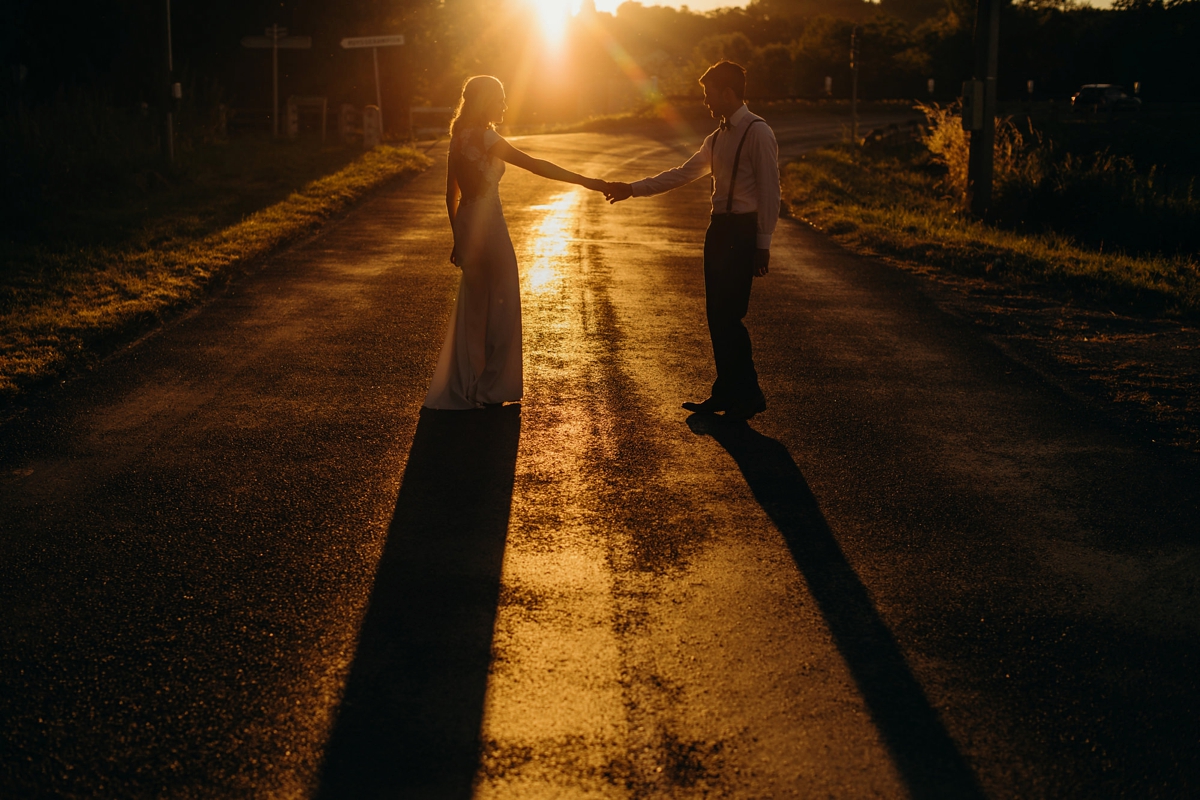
[424,75,609,410]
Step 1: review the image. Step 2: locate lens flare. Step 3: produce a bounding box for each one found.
[531,0,579,46]
[575,14,698,142]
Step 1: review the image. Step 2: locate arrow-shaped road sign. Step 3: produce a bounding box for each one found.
[340,35,405,49]
[339,34,406,125]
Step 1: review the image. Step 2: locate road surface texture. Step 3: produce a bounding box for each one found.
[2,120,1198,799]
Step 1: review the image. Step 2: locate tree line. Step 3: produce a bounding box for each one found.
[4,0,1198,131]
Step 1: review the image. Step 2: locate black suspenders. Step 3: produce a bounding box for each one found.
[711,117,763,214]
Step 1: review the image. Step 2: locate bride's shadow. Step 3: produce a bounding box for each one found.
[317,405,521,800]
[686,414,984,800]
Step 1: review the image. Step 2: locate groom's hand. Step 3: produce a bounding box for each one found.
[754,249,770,277]
[604,182,633,204]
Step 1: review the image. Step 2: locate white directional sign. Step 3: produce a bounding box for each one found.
[340,35,405,49]
[339,34,406,125]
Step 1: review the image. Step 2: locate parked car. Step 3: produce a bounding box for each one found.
[1071,84,1141,113]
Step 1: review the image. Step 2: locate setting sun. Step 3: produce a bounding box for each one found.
[530,0,579,45]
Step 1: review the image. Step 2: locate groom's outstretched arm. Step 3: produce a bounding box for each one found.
[606,135,714,204]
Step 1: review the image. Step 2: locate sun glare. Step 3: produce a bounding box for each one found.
[531,0,579,45]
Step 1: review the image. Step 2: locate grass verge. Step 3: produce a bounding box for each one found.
[783,143,1200,317]
[1,141,430,400]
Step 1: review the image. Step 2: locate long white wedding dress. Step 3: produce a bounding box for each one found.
[424,127,523,409]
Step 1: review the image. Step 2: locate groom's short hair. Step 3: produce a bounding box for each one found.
[700,61,746,100]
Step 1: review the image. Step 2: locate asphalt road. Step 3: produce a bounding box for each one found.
[2,122,1198,799]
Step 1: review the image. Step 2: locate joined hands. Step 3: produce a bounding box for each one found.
[582,178,634,204]
[603,182,633,204]
[580,178,767,275]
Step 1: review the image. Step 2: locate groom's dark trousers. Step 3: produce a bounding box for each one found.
[703,211,762,404]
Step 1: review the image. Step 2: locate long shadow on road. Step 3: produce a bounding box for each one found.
[316,405,521,799]
[688,414,985,800]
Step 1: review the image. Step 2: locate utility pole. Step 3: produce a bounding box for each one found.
[850,26,860,145]
[966,0,1000,216]
[164,0,174,163]
[373,48,383,116]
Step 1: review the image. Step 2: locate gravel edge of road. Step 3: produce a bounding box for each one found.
[779,139,1198,459]
[785,214,1200,460]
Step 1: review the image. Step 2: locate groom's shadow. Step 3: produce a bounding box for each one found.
[316,405,521,800]
[687,414,985,800]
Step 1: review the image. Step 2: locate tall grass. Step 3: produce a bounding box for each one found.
[4,98,150,251]
[782,143,1200,317]
[3,91,165,194]
[916,102,1200,257]
[2,85,232,233]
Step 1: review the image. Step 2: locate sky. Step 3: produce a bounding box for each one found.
[592,0,1115,13]
[591,0,742,10]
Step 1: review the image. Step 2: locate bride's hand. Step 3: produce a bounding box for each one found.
[582,177,608,193]
[450,245,461,268]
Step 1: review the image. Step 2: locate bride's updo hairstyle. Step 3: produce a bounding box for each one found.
[450,75,504,137]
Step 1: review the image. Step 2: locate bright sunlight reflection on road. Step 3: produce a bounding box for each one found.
[523,190,580,295]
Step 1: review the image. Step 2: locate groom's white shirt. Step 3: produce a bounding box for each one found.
[630,104,781,249]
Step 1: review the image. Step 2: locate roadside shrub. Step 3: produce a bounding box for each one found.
[784,144,1200,317]
[996,148,1200,256]
[917,101,970,201]
[916,101,1200,257]
[916,100,1034,205]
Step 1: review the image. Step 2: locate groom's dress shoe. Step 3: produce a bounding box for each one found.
[724,394,767,421]
[682,397,729,414]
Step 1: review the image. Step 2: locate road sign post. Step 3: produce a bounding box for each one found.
[373,48,382,113]
[242,25,312,137]
[850,27,860,145]
[340,35,405,134]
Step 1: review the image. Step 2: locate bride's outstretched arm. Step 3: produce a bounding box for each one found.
[490,140,606,192]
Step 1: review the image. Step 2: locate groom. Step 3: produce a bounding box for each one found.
[605,60,780,421]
